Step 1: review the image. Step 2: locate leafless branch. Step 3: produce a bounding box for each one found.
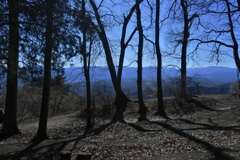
[125,27,137,47]
[161,0,177,23]
[190,38,234,48]
[124,60,137,67]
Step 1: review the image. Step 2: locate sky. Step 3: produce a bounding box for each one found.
[67,0,239,69]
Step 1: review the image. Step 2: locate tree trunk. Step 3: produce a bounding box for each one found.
[1,0,20,137]
[89,0,129,123]
[155,0,168,119]
[32,0,53,142]
[84,52,92,130]
[225,0,240,95]
[82,0,92,130]
[117,1,142,84]
[237,0,240,11]
[136,0,148,122]
[225,0,240,72]
[111,93,129,123]
[180,0,188,100]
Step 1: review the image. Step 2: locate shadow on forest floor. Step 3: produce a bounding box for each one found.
[127,120,239,160]
[0,122,114,160]
[0,95,240,159]
[4,117,239,160]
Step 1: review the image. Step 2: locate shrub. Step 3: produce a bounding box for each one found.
[229,81,240,95]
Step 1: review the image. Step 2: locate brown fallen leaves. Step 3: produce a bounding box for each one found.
[0,97,240,160]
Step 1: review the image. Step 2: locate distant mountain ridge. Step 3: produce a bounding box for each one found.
[64,66,239,83]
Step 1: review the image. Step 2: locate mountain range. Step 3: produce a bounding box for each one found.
[65,66,239,97]
[64,66,239,83]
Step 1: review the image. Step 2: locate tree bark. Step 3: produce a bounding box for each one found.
[1,0,20,137]
[32,0,53,142]
[136,0,148,121]
[155,0,168,119]
[180,0,188,100]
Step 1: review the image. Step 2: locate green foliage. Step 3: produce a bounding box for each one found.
[19,65,43,87]
[51,74,68,88]
[0,0,8,71]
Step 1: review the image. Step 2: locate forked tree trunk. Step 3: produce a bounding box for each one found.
[136,0,148,121]
[117,0,142,84]
[89,0,130,123]
[1,0,20,137]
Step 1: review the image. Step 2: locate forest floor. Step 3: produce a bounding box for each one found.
[0,94,240,160]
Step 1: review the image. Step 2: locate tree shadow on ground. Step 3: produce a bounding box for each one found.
[10,141,42,160]
[127,122,163,132]
[178,119,240,132]
[1,117,239,160]
[128,120,238,160]
[188,99,220,112]
[0,122,114,160]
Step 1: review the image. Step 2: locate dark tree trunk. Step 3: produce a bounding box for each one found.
[225,0,240,94]
[111,93,129,123]
[32,0,53,142]
[225,0,240,72]
[180,0,188,100]
[84,49,92,129]
[1,0,20,137]
[89,0,129,123]
[155,0,168,119]
[82,0,92,130]
[117,0,142,84]
[136,0,148,122]
[237,0,240,11]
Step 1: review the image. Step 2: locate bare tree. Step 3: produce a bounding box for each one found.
[164,0,199,100]
[117,1,140,84]
[89,0,129,123]
[89,0,143,123]
[179,0,199,100]
[190,0,240,93]
[195,0,240,72]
